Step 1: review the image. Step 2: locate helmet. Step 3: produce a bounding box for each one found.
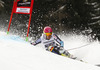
[43,26,52,36]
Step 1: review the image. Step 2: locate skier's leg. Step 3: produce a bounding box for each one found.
[52,48,60,55]
[59,48,77,59]
[63,50,77,59]
[48,46,60,55]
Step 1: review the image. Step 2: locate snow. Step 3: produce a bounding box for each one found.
[0,31,100,70]
[60,34,100,65]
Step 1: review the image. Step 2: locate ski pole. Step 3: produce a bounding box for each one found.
[67,43,91,51]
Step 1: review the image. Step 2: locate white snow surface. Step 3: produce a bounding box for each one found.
[0,31,100,70]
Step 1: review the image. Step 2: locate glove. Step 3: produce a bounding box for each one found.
[31,42,36,46]
[59,47,65,54]
[59,47,64,50]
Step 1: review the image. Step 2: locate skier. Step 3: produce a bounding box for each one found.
[31,26,76,59]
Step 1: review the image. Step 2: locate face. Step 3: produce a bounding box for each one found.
[44,32,52,40]
[23,0,27,2]
[46,35,52,40]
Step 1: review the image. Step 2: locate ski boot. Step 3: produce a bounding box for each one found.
[62,50,77,59]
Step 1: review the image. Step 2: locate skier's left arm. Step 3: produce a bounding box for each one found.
[31,38,41,46]
[53,34,64,48]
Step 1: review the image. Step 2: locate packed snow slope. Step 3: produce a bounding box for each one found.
[0,31,100,70]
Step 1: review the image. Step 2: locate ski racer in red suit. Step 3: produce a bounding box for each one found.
[31,26,75,58]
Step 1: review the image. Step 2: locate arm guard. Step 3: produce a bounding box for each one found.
[53,34,64,47]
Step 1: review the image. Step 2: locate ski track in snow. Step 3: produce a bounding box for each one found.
[0,31,100,70]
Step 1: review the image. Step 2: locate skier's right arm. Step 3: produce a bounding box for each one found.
[31,38,41,46]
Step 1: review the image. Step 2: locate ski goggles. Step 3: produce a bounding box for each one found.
[44,32,52,36]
